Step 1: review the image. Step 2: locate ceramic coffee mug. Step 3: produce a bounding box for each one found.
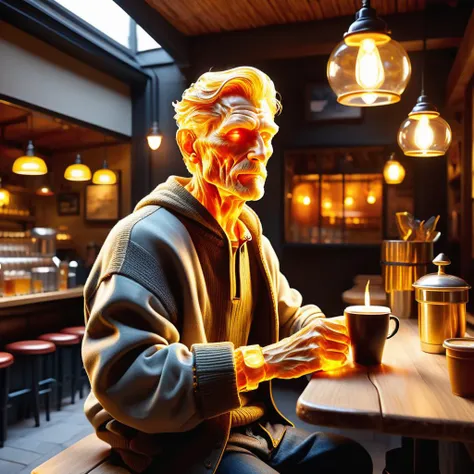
[345,306,400,366]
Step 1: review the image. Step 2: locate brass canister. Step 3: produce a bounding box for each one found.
[413,253,470,354]
[381,240,434,319]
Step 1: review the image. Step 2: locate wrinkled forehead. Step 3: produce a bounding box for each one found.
[216,94,277,129]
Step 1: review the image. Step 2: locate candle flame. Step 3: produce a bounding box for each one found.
[364,280,371,306]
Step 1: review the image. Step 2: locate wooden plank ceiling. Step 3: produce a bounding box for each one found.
[0,101,122,159]
[145,0,432,36]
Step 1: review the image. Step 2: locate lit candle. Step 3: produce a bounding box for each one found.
[345,280,391,315]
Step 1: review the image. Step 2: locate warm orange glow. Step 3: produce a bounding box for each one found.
[0,188,10,207]
[322,198,332,209]
[36,186,54,196]
[383,155,406,184]
[292,182,316,226]
[344,196,355,207]
[365,280,371,306]
[367,193,377,204]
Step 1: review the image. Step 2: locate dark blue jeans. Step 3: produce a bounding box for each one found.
[217,425,373,474]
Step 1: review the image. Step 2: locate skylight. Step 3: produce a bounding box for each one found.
[137,25,161,52]
[53,0,131,47]
[52,0,161,52]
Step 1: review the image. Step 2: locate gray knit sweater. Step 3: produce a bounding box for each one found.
[82,176,325,473]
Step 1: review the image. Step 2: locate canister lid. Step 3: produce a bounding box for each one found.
[443,338,474,352]
[413,253,471,290]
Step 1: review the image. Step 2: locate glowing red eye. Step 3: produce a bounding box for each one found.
[228,129,242,141]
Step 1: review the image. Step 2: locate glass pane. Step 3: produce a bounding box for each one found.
[344,174,383,244]
[286,175,320,243]
[137,25,161,52]
[321,175,344,243]
[53,0,131,48]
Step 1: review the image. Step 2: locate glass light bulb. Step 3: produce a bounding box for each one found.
[302,196,311,206]
[414,115,434,151]
[147,135,162,151]
[344,196,354,207]
[367,194,376,204]
[362,93,378,105]
[355,39,385,90]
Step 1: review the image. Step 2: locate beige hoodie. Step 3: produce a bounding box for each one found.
[82,176,325,473]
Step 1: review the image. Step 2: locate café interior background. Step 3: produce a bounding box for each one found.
[0,0,472,314]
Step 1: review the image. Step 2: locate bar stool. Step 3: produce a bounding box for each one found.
[60,326,87,401]
[39,333,80,411]
[0,352,14,447]
[5,340,55,427]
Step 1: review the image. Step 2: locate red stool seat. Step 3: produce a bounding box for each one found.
[39,333,80,346]
[60,326,85,338]
[0,352,14,369]
[6,340,56,355]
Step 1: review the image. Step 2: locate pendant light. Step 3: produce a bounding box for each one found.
[13,114,48,175]
[36,186,54,196]
[64,154,91,182]
[93,161,116,185]
[327,0,411,107]
[147,70,163,150]
[147,121,163,151]
[0,178,10,207]
[383,153,406,185]
[13,140,48,176]
[397,37,451,157]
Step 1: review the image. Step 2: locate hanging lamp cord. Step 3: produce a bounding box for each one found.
[421,8,427,96]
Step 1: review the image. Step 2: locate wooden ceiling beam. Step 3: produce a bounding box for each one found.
[113,0,190,68]
[446,11,474,109]
[191,6,470,68]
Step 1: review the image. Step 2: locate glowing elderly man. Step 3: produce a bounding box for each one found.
[83,67,372,474]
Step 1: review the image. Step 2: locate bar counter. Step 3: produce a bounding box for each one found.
[0,286,85,345]
[0,286,84,310]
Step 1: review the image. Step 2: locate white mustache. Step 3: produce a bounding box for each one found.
[235,165,267,179]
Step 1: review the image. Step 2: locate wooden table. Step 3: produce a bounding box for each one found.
[297,320,474,473]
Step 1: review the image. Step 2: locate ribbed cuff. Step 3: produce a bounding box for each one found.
[192,342,241,419]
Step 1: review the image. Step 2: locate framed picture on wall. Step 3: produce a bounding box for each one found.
[85,178,120,223]
[57,192,80,216]
[305,83,363,123]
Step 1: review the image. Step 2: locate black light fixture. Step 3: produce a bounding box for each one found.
[147,70,163,151]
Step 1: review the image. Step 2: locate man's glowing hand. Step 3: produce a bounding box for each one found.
[262,317,350,380]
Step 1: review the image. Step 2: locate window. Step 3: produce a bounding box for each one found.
[137,25,161,52]
[53,0,131,47]
[285,147,387,245]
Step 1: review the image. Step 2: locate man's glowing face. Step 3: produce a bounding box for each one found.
[196,95,279,201]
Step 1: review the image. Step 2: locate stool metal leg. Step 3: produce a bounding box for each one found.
[31,358,40,427]
[0,367,10,447]
[71,346,77,405]
[56,349,64,411]
[44,355,51,422]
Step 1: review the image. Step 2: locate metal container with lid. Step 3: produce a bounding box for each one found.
[381,240,434,319]
[413,253,470,354]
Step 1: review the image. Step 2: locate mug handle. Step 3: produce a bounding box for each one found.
[387,315,400,339]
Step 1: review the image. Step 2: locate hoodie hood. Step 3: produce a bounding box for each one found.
[134,176,262,241]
